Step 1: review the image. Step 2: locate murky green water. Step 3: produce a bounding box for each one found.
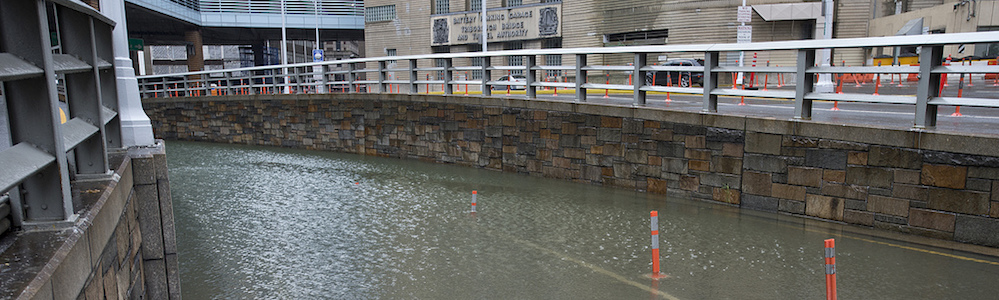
[168,141,999,299]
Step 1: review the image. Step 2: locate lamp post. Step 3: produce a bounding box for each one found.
[482,0,487,53]
[314,0,325,93]
[282,0,290,93]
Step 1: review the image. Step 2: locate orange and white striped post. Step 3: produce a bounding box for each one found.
[943,55,952,87]
[952,72,965,116]
[873,62,882,96]
[763,61,770,91]
[603,73,610,98]
[471,190,478,214]
[665,72,672,102]
[776,65,783,88]
[966,60,974,86]
[824,239,837,300]
[553,74,559,96]
[506,70,512,96]
[650,211,662,278]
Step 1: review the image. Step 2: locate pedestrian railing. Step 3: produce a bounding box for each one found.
[0,0,122,229]
[137,32,999,129]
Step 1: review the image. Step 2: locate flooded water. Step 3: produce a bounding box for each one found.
[167,141,999,299]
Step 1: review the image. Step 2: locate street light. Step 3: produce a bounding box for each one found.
[281,0,290,93]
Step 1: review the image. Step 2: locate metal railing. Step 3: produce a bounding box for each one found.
[138,32,999,128]
[1,0,121,228]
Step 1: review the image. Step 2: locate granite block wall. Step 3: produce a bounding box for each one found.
[144,94,999,248]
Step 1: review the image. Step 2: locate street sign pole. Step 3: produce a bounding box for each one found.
[737,4,751,84]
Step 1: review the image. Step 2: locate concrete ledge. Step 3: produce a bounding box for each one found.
[2,154,136,299]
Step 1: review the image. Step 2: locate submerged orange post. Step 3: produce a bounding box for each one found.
[824,239,837,300]
[471,190,477,214]
[651,211,661,278]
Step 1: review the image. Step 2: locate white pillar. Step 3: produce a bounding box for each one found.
[101,0,155,147]
[814,0,836,93]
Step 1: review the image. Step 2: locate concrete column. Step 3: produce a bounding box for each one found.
[814,0,836,93]
[185,30,204,73]
[142,45,154,75]
[253,41,266,67]
[99,0,155,147]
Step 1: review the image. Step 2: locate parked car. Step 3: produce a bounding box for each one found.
[493,75,527,90]
[646,58,704,87]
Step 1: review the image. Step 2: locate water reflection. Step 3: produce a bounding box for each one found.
[168,141,999,299]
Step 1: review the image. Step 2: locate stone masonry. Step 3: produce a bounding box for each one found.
[144,94,999,247]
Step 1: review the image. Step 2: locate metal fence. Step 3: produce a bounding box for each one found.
[0,0,122,232]
[138,32,999,129]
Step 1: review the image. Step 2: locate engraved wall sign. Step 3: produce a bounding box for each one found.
[538,7,558,36]
[433,18,449,44]
[430,3,561,45]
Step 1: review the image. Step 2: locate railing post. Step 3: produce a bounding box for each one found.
[246,71,257,95]
[702,51,720,112]
[576,54,587,102]
[225,72,234,95]
[294,67,303,93]
[409,59,419,94]
[634,53,647,106]
[526,55,537,99]
[482,56,492,96]
[378,60,388,93]
[795,49,816,119]
[915,45,943,128]
[443,58,454,95]
[347,63,356,93]
[203,75,211,96]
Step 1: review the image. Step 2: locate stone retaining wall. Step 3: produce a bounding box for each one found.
[144,94,999,247]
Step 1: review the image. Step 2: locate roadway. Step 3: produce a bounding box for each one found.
[502,80,999,136]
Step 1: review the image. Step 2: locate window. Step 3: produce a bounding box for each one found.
[365,5,395,22]
[541,0,560,2]
[470,57,484,79]
[505,0,522,6]
[468,0,481,11]
[433,46,450,79]
[976,26,999,58]
[434,0,450,14]
[542,38,561,78]
[506,41,523,75]
[606,29,669,44]
[385,48,397,64]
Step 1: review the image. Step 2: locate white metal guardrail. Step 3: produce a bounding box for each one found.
[138,32,999,129]
[0,0,122,230]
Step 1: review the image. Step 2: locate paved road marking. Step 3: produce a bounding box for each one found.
[482,227,682,300]
[787,223,999,266]
[460,217,682,300]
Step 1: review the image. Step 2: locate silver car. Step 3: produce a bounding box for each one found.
[493,75,527,90]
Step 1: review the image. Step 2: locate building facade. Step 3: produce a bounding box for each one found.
[364,0,999,86]
[364,0,872,81]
